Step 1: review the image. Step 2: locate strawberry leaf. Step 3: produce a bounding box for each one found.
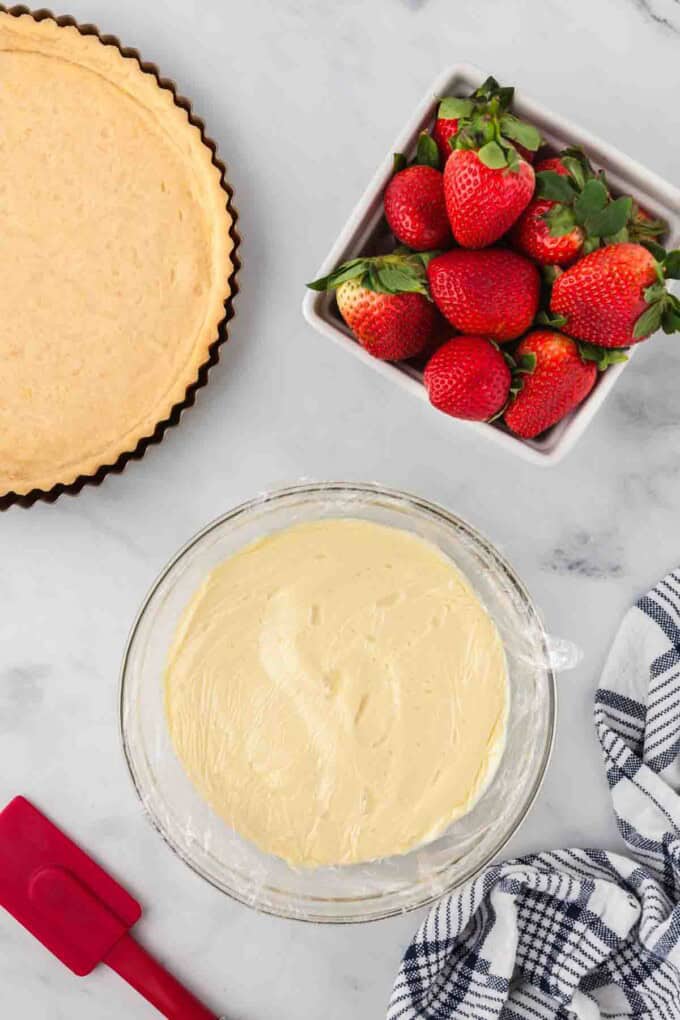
[392,152,407,174]
[499,114,541,152]
[366,263,382,293]
[480,117,496,145]
[644,282,667,303]
[584,196,632,239]
[414,250,439,269]
[494,351,536,417]
[505,144,521,172]
[629,206,667,244]
[582,236,601,255]
[573,179,608,225]
[537,310,568,328]
[470,76,495,99]
[662,301,680,334]
[633,301,664,339]
[541,265,563,286]
[494,86,515,111]
[375,265,428,294]
[438,97,473,119]
[415,132,440,168]
[307,258,367,291]
[477,140,507,169]
[473,76,513,107]
[545,205,578,238]
[309,252,436,297]
[561,155,587,190]
[516,352,537,373]
[579,342,628,371]
[606,226,629,244]
[642,240,667,262]
[535,171,577,204]
[664,249,680,279]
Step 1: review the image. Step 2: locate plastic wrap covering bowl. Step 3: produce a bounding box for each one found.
[120,483,556,923]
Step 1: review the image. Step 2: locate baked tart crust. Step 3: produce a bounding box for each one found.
[0,11,235,498]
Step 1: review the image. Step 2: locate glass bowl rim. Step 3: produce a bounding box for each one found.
[119,481,557,923]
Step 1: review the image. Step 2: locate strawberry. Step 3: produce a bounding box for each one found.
[427,248,540,342]
[444,150,535,248]
[629,203,667,244]
[438,80,540,248]
[548,242,680,348]
[511,150,633,267]
[511,198,584,267]
[424,336,511,421]
[384,165,451,250]
[537,156,572,175]
[504,331,598,438]
[433,116,461,167]
[307,251,436,361]
[433,77,538,168]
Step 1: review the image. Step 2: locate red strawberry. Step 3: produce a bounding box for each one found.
[424,336,511,421]
[428,248,540,342]
[444,149,535,248]
[511,197,584,266]
[504,331,597,438]
[384,165,451,250]
[433,77,540,169]
[433,116,460,166]
[308,252,436,361]
[536,156,569,175]
[513,150,636,267]
[335,283,433,361]
[629,203,667,244]
[549,242,680,348]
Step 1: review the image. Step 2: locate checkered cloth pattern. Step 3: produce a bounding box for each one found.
[389,569,680,1020]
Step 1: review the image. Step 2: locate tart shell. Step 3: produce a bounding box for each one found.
[0,5,240,510]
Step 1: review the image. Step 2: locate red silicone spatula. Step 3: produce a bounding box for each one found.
[0,796,220,1019]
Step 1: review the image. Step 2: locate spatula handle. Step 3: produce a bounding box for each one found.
[105,933,218,1019]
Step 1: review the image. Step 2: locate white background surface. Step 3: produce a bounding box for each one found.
[2,0,680,1016]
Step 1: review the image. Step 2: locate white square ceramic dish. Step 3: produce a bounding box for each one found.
[302,64,680,466]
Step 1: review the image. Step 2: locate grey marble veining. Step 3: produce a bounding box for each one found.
[632,0,680,34]
[1,0,679,1017]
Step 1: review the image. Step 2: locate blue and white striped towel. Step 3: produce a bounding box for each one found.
[389,570,680,1019]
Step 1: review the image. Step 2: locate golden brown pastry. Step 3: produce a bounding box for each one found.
[0,13,233,495]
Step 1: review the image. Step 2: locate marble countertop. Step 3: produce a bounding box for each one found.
[2,0,679,1016]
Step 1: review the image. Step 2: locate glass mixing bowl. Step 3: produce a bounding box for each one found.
[120,483,556,923]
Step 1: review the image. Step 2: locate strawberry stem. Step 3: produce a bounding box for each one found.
[307,251,437,298]
[579,342,628,371]
[445,76,541,170]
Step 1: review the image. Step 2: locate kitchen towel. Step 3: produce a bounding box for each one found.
[388,569,680,1020]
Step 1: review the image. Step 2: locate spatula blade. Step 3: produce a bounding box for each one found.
[0,796,141,974]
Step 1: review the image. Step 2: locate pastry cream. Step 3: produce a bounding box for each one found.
[0,13,232,495]
[165,519,508,868]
